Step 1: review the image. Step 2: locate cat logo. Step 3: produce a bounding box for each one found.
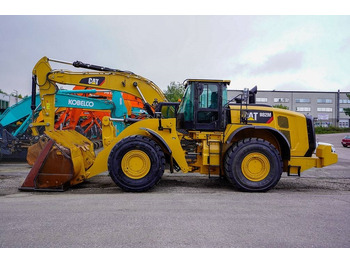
[247,112,259,121]
[79,77,105,86]
[88,78,100,85]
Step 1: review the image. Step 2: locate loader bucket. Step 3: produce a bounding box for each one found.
[20,130,95,191]
[26,136,50,166]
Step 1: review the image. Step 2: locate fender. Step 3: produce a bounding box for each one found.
[140,127,177,173]
[140,127,172,155]
[226,125,291,160]
[86,118,190,179]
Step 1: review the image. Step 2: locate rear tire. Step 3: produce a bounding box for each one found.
[108,135,165,192]
[224,138,283,192]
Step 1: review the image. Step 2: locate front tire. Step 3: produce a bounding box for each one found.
[224,138,283,192]
[108,135,165,192]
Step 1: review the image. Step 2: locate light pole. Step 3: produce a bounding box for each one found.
[11,90,18,104]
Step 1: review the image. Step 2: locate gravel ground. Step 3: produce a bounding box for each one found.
[0,133,349,248]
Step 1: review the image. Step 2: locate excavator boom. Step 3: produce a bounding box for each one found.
[32,57,166,133]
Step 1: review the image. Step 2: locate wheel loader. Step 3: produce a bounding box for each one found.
[20,56,338,192]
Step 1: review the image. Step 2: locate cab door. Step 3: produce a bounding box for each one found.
[194,82,227,131]
[177,81,227,131]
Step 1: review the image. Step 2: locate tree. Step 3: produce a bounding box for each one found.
[344,94,350,116]
[164,81,185,102]
[273,104,289,110]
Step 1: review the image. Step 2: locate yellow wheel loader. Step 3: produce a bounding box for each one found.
[20,57,338,192]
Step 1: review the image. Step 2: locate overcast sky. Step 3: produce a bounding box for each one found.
[1,15,350,96]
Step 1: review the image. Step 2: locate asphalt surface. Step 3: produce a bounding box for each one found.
[0,133,349,248]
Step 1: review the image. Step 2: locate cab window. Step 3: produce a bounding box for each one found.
[198,83,218,109]
[178,85,193,122]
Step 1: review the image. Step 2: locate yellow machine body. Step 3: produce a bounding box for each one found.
[226,105,337,175]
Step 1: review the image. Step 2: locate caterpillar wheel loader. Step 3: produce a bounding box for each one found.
[19,56,338,192]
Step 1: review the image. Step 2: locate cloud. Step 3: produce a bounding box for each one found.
[249,50,304,75]
[339,37,350,53]
[1,16,350,97]
[228,50,304,80]
[228,16,350,92]
[274,81,309,91]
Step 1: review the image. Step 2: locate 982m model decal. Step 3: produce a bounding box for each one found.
[246,110,274,123]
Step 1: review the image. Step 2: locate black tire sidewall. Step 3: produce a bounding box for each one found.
[108,136,165,192]
[225,139,282,192]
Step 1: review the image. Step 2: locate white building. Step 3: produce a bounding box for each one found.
[227,89,350,128]
[0,93,21,113]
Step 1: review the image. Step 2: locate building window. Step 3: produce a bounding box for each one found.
[256,98,268,103]
[340,108,344,112]
[295,98,311,103]
[296,107,311,112]
[317,107,332,112]
[0,100,9,109]
[339,120,349,128]
[274,98,289,103]
[317,98,332,104]
[339,99,350,104]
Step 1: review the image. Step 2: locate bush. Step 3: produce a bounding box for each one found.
[314,126,350,134]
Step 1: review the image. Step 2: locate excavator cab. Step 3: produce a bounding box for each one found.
[177,79,229,131]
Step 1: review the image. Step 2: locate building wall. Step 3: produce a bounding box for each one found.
[0,94,21,113]
[227,89,350,128]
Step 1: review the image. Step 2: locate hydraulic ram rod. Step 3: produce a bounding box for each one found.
[72,60,135,75]
[48,58,135,75]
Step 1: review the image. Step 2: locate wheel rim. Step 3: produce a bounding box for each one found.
[121,150,151,179]
[241,152,270,182]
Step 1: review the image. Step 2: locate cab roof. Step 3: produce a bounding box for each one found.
[184,79,231,85]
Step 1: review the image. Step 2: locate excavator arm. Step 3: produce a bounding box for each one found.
[32,56,167,132]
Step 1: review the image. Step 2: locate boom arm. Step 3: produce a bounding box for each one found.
[32,56,167,131]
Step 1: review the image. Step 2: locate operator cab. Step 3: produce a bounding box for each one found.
[177,79,230,131]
